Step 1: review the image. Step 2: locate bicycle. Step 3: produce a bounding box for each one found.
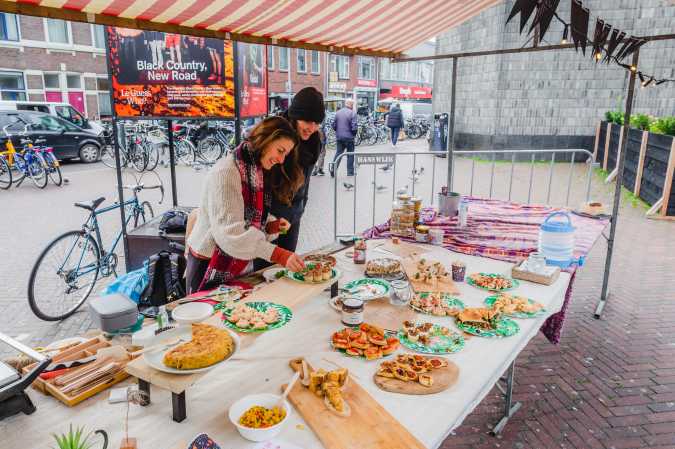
[196,121,234,162]
[27,181,164,321]
[0,124,48,189]
[100,122,152,172]
[21,136,63,186]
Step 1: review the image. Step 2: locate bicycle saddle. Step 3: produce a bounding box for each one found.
[74,197,105,211]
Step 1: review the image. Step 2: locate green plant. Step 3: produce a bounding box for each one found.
[52,425,97,449]
[629,113,653,131]
[650,116,675,136]
[604,110,624,125]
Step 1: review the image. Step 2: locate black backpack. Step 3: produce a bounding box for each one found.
[159,210,188,234]
[141,251,186,306]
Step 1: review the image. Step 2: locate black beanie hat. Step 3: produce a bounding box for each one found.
[288,87,325,123]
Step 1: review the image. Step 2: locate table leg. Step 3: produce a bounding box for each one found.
[172,391,187,423]
[491,360,521,435]
[138,380,151,406]
[331,281,338,298]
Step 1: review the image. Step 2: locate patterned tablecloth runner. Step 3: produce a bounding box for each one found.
[364,196,609,344]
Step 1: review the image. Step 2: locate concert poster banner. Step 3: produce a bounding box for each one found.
[106,27,235,118]
[237,42,268,118]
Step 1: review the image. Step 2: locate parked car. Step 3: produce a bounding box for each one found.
[0,101,104,136]
[0,111,105,163]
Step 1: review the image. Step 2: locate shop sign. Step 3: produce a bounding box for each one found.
[391,85,432,99]
[356,154,395,166]
[356,79,377,87]
[329,82,347,92]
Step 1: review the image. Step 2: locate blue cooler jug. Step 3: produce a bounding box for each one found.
[538,212,575,268]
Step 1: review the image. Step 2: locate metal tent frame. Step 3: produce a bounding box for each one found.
[396,33,675,319]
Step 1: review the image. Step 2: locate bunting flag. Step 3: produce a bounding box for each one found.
[570,0,590,55]
[604,29,625,63]
[528,0,560,40]
[506,0,539,33]
[591,19,612,61]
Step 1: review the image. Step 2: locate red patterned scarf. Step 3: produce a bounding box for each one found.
[199,142,271,291]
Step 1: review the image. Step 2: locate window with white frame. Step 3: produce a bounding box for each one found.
[45,19,71,44]
[0,13,19,41]
[311,50,320,74]
[330,55,349,79]
[0,71,26,100]
[279,47,289,71]
[92,24,105,49]
[296,49,307,73]
[96,77,112,117]
[357,56,375,80]
[66,74,82,89]
[267,46,274,70]
[43,73,60,89]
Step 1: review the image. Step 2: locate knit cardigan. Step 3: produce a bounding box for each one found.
[187,154,280,262]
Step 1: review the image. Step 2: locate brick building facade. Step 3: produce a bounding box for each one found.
[0,13,109,119]
[267,46,326,112]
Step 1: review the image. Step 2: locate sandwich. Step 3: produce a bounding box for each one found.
[456,307,502,330]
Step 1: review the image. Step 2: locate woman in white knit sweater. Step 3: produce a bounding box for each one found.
[186,117,306,293]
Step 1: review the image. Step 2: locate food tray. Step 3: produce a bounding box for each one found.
[512,260,561,285]
[22,336,134,406]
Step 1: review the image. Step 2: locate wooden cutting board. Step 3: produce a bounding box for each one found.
[373,357,459,395]
[285,359,425,449]
[401,258,460,295]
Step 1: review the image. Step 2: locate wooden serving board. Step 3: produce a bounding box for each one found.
[374,239,429,259]
[285,359,425,449]
[373,357,459,395]
[401,258,460,295]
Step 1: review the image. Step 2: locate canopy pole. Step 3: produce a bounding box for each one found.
[447,57,457,190]
[594,49,640,319]
[167,119,178,207]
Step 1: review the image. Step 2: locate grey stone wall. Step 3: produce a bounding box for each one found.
[433,0,675,151]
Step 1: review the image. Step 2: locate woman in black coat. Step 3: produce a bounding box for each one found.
[253,87,325,270]
[386,103,404,147]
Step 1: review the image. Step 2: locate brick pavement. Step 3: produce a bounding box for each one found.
[1,140,674,448]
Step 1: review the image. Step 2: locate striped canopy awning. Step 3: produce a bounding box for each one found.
[0,0,501,57]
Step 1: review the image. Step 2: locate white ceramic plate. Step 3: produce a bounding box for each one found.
[144,325,240,375]
[171,302,214,325]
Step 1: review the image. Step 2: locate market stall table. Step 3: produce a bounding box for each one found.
[0,241,571,449]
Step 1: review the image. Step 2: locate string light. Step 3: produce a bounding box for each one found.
[629,64,637,72]
[594,51,603,60]
[561,25,569,44]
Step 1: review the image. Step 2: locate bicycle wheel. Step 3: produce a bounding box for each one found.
[366,128,378,146]
[45,153,63,186]
[197,136,225,163]
[145,143,160,171]
[0,156,11,189]
[28,155,48,189]
[130,144,148,172]
[100,145,123,168]
[176,139,196,165]
[28,230,101,321]
[134,201,154,227]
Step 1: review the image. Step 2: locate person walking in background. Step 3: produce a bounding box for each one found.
[312,120,327,176]
[331,99,357,177]
[386,102,404,147]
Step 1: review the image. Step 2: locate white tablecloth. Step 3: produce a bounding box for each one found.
[1,245,570,449]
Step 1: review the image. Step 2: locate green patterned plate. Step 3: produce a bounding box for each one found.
[341,278,391,301]
[397,324,465,354]
[466,272,520,292]
[220,301,292,333]
[410,292,465,316]
[286,266,342,284]
[455,316,520,338]
[484,295,546,319]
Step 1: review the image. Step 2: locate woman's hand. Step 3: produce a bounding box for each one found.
[279,218,291,235]
[285,253,305,272]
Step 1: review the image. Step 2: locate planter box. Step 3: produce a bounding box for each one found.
[595,121,675,216]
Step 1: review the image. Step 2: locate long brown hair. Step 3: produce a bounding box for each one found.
[246,116,304,205]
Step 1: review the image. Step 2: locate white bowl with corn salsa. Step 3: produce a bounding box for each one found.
[228,393,291,442]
